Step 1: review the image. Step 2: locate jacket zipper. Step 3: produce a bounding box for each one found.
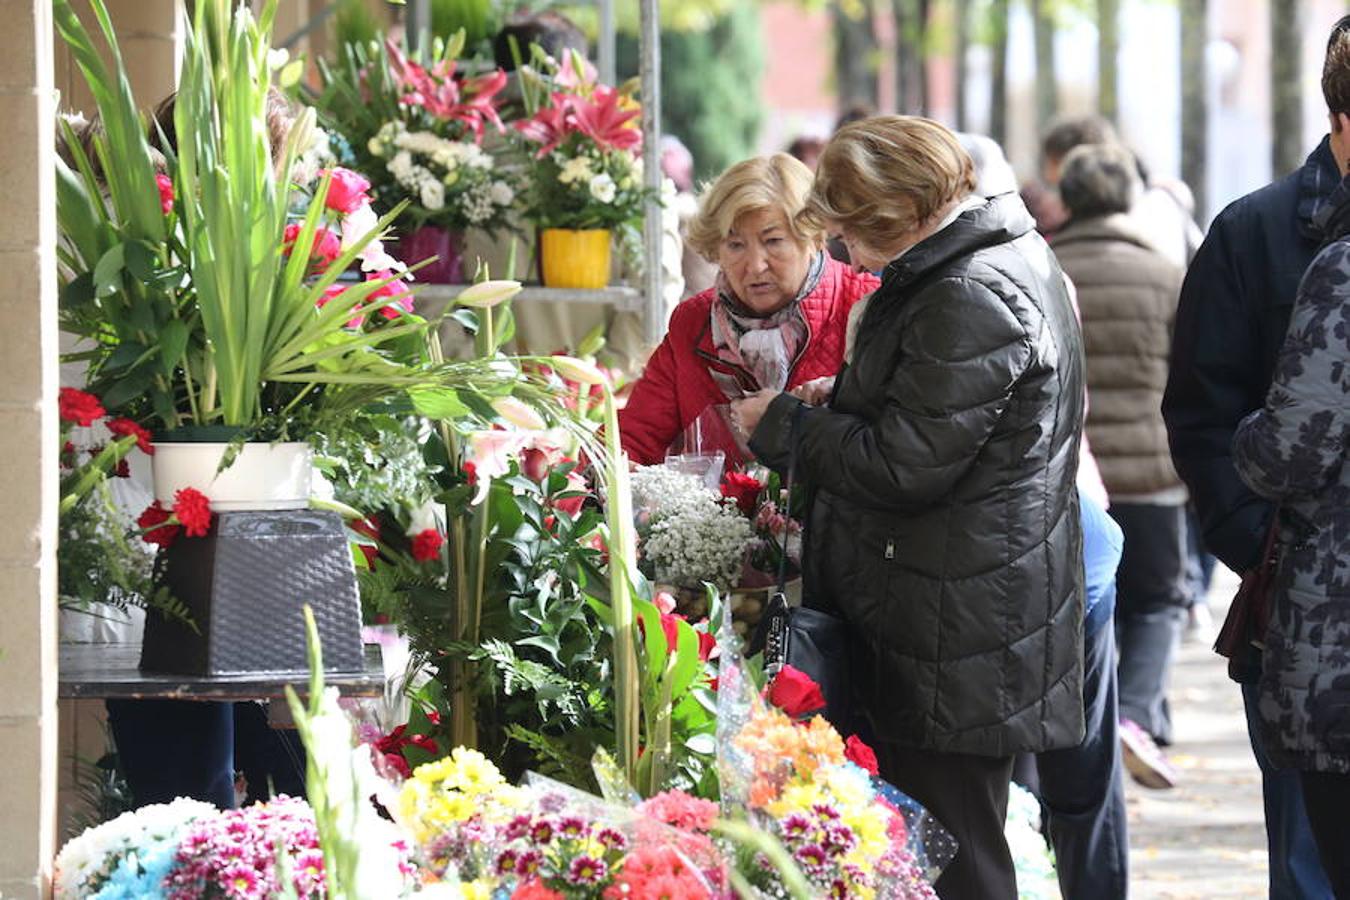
[885,539,895,560]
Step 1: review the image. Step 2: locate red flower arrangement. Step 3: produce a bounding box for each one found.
[105,417,154,455]
[387,40,507,141]
[58,388,105,427]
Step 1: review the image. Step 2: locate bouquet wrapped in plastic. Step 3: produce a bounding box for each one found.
[714,610,956,899]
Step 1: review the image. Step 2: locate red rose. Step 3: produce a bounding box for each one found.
[321,167,372,214]
[844,734,880,775]
[410,528,444,562]
[520,447,550,482]
[720,471,763,516]
[155,173,174,214]
[766,664,826,717]
[283,224,342,270]
[59,388,105,427]
[173,487,213,538]
[696,628,716,662]
[105,418,154,455]
[137,501,181,547]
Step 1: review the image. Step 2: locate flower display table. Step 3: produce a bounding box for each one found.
[58,642,384,701]
[416,283,643,312]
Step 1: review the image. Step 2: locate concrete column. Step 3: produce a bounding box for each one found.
[0,0,59,895]
[53,0,182,117]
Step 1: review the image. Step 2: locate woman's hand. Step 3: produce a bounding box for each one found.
[729,388,779,438]
[790,376,835,406]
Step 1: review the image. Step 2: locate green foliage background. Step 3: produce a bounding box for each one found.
[616,3,765,184]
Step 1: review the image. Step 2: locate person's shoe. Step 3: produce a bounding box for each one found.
[1184,602,1215,645]
[1120,717,1179,789]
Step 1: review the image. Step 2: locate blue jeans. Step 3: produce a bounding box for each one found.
[1034,495,1128,899]
[1037,585,1129,900]
[1241,681,1334,900]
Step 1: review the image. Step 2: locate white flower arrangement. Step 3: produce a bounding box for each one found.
[53,797,216,900]
[631,466,753,590]
[368,121,516,231]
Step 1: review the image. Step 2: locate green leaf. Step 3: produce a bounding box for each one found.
[92,243,125,298]
[409,387,469,420]
[158,319,189,376]
[60,272,95,310]
[124,239,159,283]
[101,367,154,409]
[448,308,480,333]
[104,340,148,372]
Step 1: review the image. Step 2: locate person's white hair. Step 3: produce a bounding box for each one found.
[957,132,1018,198]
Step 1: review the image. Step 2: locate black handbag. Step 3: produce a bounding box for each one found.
[749,407,851,725]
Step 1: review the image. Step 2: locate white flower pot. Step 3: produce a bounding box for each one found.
[152,441,313,511]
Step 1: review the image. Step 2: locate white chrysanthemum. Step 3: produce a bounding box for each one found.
[588,173,617,204]
[388,150,414,180]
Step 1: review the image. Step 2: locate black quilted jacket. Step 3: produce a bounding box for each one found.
[751,193,1087,756]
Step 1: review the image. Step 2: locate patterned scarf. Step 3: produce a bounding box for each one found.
[709,251,825,398]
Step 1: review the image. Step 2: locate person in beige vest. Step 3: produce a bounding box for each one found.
[1051,142,1189,792]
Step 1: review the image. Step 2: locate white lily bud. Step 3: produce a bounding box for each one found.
[491,396,546,431]
[456,280,521,308]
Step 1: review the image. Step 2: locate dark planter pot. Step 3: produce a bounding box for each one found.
[140,509,364,676]
[392,225,465,284]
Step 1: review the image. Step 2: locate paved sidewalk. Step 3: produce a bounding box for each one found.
[1125,568,1267,898]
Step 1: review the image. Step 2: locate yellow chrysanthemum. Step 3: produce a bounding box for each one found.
[442,748,505,795]
[460,878,495,900]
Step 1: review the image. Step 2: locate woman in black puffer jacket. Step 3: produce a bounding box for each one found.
[732,117,1087,900]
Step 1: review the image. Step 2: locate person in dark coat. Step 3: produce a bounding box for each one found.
[732,116,1086,900]
[1162,16,1350,899]
[1231,130,1350,897]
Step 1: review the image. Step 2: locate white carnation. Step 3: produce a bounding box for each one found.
[489,180,515,206]
[420,179,446,211]
[588,173,617,204]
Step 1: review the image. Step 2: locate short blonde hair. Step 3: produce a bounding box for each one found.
[686,154,824,262]
[808,116,976,259]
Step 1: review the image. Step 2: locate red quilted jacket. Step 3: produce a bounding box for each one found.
[619,257,878,466]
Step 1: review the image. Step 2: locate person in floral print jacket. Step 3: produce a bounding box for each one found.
[1232,162,1350,894]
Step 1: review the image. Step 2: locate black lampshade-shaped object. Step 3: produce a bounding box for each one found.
[140,509,365,676]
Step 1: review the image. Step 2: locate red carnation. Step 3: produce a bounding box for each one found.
[410,528,444,562]
[105,418,154,455]
[58,388,105,427]
[173,487,213,538]
[766,664,827,717]
[844,734,880,775]
[155,173,174,214]
[720,471,763,516]
[137,501,181,547]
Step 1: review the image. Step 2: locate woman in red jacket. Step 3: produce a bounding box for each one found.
[619,153,878,467]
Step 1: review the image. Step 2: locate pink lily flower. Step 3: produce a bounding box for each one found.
[568,86,642,153]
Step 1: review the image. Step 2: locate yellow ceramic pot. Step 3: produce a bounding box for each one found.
[540,227,611,289]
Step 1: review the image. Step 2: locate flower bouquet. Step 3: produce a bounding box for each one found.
[513,53,653,288]
[312,31,518,281]
[714,617,955,899]
[630,466,753,593]
[54,798,216,900]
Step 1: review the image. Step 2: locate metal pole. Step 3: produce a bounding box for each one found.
[639,0,664,346]
[598,0,617,86]
[406,0,430,53]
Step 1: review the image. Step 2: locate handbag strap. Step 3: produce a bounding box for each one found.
[776,403,805,596]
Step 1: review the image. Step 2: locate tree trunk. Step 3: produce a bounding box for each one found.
[891,0,928,115]
[1180,0,1208,220]
[955,0,971,130]
[1098,0,1119,122]
[1031,0,1057,130]
[834,0,880,113]
[1270,0,1304,177]
[990,0,1010,146]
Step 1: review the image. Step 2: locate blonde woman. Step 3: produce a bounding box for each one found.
[733,117,1087,900]
[619,153,878,467]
